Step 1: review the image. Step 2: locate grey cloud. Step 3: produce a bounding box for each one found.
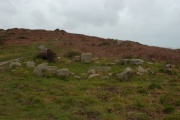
[0,0,180,48]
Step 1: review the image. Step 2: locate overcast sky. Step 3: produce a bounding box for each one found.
[0,0,180,49]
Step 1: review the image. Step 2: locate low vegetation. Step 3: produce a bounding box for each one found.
[0,39,179,119]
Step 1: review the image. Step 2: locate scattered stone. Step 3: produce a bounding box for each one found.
[116,67,133,81]
[164,64,175,69]
[38,45,47,51]
[137,66,147,74]
[44,66,57,74]
[102,76,110,80]
[57,57,61,61]
[81,53,92,63]
[26,61,35,68]
[94,62,100,64]
[121,59,144,65]
[87,69,96,75]
[165,64,171,68]
[108,73,113,77]
[74,76,81,79]
[72,56,81,62]
[10,62,22,68]
[88,74,100,79]
[89,66,111,73]
[34,63,48,77]
[56,69,70,78]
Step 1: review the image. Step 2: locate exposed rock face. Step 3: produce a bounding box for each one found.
[10,62,22,68]
[89,66,111,73]
[34,63,48,77]
[116,67,133,81]
[44,66,57,74]
[26,61,35,68]
[81,53,92,63]
[56,69,70,78]
[88,74,100,79]
[121,59,144,65]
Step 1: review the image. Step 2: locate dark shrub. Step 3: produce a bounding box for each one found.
[37,49,57,63]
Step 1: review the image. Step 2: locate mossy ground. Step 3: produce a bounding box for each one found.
[0,43,180,120]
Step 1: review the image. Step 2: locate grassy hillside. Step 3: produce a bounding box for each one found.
[0,42,180,120]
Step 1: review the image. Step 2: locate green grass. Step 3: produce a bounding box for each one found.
[0,43,179,120]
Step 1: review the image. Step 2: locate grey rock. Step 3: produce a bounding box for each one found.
[137,66,147,73]
[87,69,96,75]
[10,62,22,68]
[116,67,133,81]
[44,66,57,74]
[56,69,70,78]
[34,63,47,76]
[38,45,47,51]
[74,76,81,79]
[26,61,35,68]
[81,53,92,63]
[88,74,100,79]
[121,59,144,65]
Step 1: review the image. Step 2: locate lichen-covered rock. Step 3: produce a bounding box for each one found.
[56,69,70,78]
[81,53,92,63]
[10,62,22,68]
[116,67,133,81]
[26,61,35,68]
